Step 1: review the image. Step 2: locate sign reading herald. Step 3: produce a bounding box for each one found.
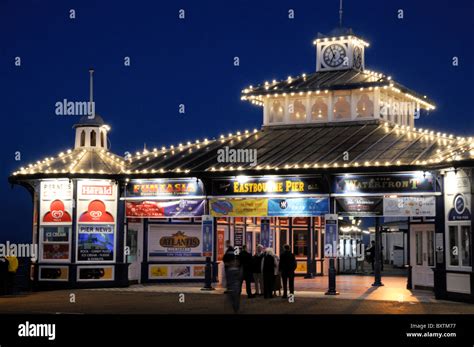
[333,173,436,195]
[212,176,326,196]
[126,178,204,198]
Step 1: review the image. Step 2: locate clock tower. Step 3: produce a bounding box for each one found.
[314,28,368,72]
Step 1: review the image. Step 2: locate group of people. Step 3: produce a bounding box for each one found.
[223,241,297,302]
[0,255,18,295]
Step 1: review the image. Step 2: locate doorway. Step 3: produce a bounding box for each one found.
[410,224,435,289]
[126,220,143,283]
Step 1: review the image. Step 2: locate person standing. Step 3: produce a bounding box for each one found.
[262,248,276,299]
[223,240,241,312]
[366,240,376,273]
[239,245,255,298]
[252,244,264,296]
[355,239,365,274]
[279,244,297,299]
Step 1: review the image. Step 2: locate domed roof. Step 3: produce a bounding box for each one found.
[73,114,105,128]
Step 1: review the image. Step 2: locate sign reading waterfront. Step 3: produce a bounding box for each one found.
[333,173,436,195]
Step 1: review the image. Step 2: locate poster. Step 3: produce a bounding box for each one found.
[77,224,115,261]
[76,180,117,263]
[40,180,73,225]
[268,198,329,216]
[260,218,272,248]
[210,198,268,217]
[217,229,225,261]
[77,266,114,281]
[202,216,213,257]
[234,226,244,247]
[445,170,471,222]
[39,266,69,281]
[42,244,69,260]
[336,197,383,216]
[148,225,203,260]
[148,264,206,279]
[383,196,436,217]
[126,199,205,218]
[324,214,338,258]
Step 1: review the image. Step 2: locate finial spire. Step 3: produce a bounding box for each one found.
[88,68,95,119]
[339,0,343,27]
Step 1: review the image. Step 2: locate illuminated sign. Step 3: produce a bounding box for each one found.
[126,178,204,198]
[212,176,326,196]
[333,173,436,195]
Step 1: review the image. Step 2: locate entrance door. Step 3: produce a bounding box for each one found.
[127,221,143,282]
[410,224,435,288]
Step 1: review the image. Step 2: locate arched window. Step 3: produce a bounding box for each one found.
[333,96,351,120]
[100,131,105,147]
[269,100,284,123]
[90,130,96,147]
[80,130,86,147]
[356,94,374,118]
[311,97,328,121]
[289,100,306,122]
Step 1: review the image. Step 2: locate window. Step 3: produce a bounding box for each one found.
[289,100,306,122]
[269,100,284,123]
[448,224,471,268]
[311,97,328,121]
[90,130,96,146]
[293,229,308,257]
[333,95,351,120]
[416,231,423,265]
[356,94,374,118]
[427,230,434,266]
[40,226,71,262]
[449,225,459,266]
[100,131,105,147]
[461,225,471,267]
[80,130,86,147]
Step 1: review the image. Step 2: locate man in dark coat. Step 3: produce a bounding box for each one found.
[279,244,297,299]
[239,245,255,298]
[262,248,276,299]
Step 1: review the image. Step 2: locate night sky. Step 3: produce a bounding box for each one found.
[1,0,473,243]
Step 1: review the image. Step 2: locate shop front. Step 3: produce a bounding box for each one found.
[123,178,208,282]
[209,175,329,277]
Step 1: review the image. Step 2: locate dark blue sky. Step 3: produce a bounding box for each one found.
[1,0,473,243]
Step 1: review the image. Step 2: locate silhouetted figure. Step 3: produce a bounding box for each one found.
[279,244,297,299]
[239,245,255,298]
[262,248,276,299]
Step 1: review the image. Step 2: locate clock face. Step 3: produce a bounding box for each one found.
[323,44,347,67]
[353,46,362,69]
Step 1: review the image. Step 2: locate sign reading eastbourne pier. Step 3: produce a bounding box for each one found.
[333,173,437,195]
[211,176,326,196]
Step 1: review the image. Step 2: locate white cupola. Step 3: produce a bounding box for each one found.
[73,69,110,150]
